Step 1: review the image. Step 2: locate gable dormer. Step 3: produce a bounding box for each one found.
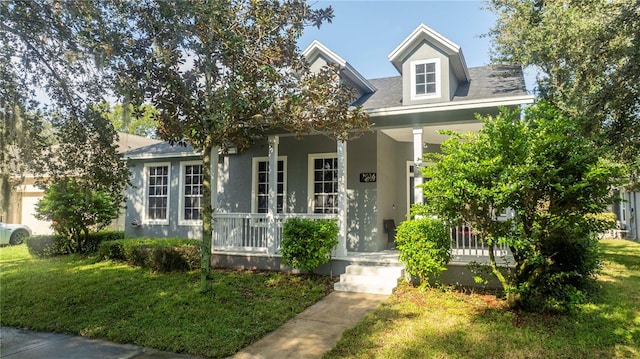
[388,24,470,106]
[302,40,376,99]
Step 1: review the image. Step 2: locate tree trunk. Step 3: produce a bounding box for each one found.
[200,143,213,293]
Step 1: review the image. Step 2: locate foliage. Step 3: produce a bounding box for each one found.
[111,0,370,290]
[99,102,158,138]
[0,244,334,358]
[395,218,451,286]
[1,1,130,223]
[487,0,640,187]
[26,231,124,257]
[281,218,339,272]
[35,179,121,253]
[324,240,640,359]
[98,238,200,272]
[416,103,626,311]
[26,234,67,257]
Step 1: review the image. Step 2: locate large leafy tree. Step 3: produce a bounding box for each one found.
[1,1,130,227]
[115,0,369,291]
[486,0,640,185]
[417,103,625,311]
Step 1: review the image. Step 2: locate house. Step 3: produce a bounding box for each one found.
[6,132,161,235]
[123,24,534,292]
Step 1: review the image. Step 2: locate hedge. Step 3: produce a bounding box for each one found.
[98,238,200,272]
[27,230,124,257]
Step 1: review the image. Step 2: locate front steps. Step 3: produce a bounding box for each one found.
[334,264,405,295]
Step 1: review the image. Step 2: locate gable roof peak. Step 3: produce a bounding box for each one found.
[302,40,376,94]
[388,23,470,82]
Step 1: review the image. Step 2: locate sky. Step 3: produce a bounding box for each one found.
[297,0,536,91]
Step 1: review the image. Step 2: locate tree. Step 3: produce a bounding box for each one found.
[115,0,369,291]
[416,103,625,311]
[2,1,131,227]
[486,0,640,186]
[35,178,120,253]
[101,103,158,139]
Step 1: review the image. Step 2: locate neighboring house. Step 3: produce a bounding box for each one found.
[124,24,534,290]
[613,188,639,241]
[6,132,161,235]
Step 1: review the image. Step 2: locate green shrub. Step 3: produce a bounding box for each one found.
[396,218,451,286]
[26,235,68,257]
[98,238,200,272]
[281,218,338,272]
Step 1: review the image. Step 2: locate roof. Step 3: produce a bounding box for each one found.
[354,65,529,111]
[302,40,376,94]
[124,141,198,159]
[116,132,162,153]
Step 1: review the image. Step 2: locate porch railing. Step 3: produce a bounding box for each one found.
[212,214,511,262]
[449,225,512,262]
[212,212,338,253]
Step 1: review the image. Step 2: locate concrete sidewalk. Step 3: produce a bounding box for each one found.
[231,291,389,359]
[0,291,388,359]
[0,327,203,359]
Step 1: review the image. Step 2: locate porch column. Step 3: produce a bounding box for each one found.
[412,128,424,205]
[210,146,219,252]
[336,140,348,257]
[210,146,219,210]
[267,135,279,254]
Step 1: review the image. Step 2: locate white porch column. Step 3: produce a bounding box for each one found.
[267,135,279,254]
[210,146,219,210]
[210,146,219,251]
[412,128,424,205]
[336,140,348,257]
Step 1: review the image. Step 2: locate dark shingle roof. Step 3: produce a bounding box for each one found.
[356,65,528,111]
[125,141,197,158]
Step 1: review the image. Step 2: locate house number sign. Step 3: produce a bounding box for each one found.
[360,173,377,183]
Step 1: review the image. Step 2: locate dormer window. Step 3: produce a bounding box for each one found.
[411,58,441,100]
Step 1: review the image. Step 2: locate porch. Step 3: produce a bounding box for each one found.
[211,213,512,269]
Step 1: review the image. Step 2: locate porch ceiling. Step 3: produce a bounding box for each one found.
[381,121,484,144]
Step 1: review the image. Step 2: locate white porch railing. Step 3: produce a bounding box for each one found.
[212,213,338,253]
[212,215,511,262]
[449,225,511,262]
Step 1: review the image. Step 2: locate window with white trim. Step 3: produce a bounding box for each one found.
[181,162,203,222]
[411,58,441,100]
[309,154,338,214]
[146,163,170,223]
[252,157,286,213]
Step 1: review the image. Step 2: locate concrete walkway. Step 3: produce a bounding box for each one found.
[1,291,388,359]
[232,291,389,359]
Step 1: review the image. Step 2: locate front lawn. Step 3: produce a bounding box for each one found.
[324,239,640,359]
[0,244,333,358]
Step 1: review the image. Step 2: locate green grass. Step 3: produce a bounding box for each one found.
[0,244,333,358]
[324,239,640,359]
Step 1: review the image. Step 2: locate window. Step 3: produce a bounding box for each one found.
[252,157,286,213]
[145,163,170,223]
[411,58,441,100]
[309,154,338,214]
[181,162,203,223]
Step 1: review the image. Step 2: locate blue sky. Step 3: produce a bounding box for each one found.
[298,0,535,91]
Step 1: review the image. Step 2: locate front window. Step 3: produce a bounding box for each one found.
[182,163,203,221]
[252,157,286,213]
[309,154,338,214]
[411,58,441,100]
[146,164,169,222]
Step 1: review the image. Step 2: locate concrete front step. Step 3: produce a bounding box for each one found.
[334,264,404,295]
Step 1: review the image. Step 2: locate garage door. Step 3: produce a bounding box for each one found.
[20,195,54,235]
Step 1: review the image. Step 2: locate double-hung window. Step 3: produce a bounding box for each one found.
[411,58,441,100]
[309,153,338,214]
[252,157,286,213]
[181,161,203,223]
[145,163,170,223]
